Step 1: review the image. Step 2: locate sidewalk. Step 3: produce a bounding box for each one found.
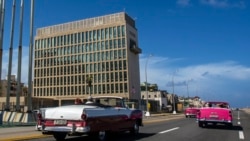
[0,113,184,141]
[0,126,47,141]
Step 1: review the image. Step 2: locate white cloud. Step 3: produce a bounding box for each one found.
[2,46,30,85]
[200,0,246,8]
[140,55,250,107]
[177,0,191,7]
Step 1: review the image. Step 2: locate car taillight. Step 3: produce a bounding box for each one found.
[81,113,87,120]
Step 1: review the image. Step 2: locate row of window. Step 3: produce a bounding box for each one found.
[35,38,127,58]
[35,25,126,49]
[33,83,128,97]
[34,61,127,76]
[34,71,128,86]
[34,49,127,67]
[141,94,166,99]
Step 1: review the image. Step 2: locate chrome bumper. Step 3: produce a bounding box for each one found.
[43,125,90,133]
[197,118,232,123]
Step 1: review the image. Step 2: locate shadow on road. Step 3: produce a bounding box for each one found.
[203,124,243,131]
[64,132,156,141]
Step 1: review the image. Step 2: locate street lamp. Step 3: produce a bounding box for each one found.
[172,71,177,114]
[185,78,192,107]
[145,54,152,116]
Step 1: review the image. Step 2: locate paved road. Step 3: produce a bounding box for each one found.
[27,109,250,141]
[0,113,184,141]
[1,109,249,141]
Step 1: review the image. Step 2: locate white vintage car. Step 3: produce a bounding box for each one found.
[38,96,143,141]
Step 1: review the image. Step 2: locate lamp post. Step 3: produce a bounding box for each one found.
[186,79,192,107]
[145,54,152,116]
[186,80,190,107]
[172,71,177,114]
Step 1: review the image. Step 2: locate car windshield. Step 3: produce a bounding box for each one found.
[204,102,229,108]
[92,97,124,108]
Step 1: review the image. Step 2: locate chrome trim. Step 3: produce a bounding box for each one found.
[44,126,90,133]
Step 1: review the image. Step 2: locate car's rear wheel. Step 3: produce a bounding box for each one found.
[53,132,67,141]
[227,123,233,128]
[198,121,203,127]
[130,121,139,134]
[98,130,107,141]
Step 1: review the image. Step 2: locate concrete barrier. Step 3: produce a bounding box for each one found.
[21,112,36,124]
[9,112,16,123]
[3,111,12,122]
[13,112,24,123]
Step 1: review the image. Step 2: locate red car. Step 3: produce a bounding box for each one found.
[196,101,233,128]
[184,107,199,118]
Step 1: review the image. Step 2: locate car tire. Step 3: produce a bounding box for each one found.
[130,121,139,134]
[227,123,233,128]
[98,130,107,141]
[198,121,203,127]
[53,132,67,141]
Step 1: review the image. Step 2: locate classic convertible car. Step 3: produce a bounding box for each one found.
[196,101,233,128]
[184,107,199,118]
[38,96,143,141]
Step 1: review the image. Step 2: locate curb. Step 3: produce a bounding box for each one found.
[0,134,51,141]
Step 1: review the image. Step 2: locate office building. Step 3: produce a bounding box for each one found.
[33,12,142,105]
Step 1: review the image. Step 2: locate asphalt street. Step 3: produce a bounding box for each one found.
[0,112,184,141]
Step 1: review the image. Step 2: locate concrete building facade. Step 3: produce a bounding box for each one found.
[33,12,142,106]
[0,75,26,111]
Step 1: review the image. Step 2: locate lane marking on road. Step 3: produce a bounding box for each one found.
[159,127,180,134]
[239,131,244,140]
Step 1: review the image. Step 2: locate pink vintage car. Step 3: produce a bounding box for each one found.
[38,96,143,141]
[184,107,199,118]
[196,101,233,128]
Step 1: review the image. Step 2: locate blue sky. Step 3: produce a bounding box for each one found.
[2,0,250,108]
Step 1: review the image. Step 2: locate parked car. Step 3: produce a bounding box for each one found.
[196,101,233,128]
[184,107,199,118]
[38,96,143,141]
